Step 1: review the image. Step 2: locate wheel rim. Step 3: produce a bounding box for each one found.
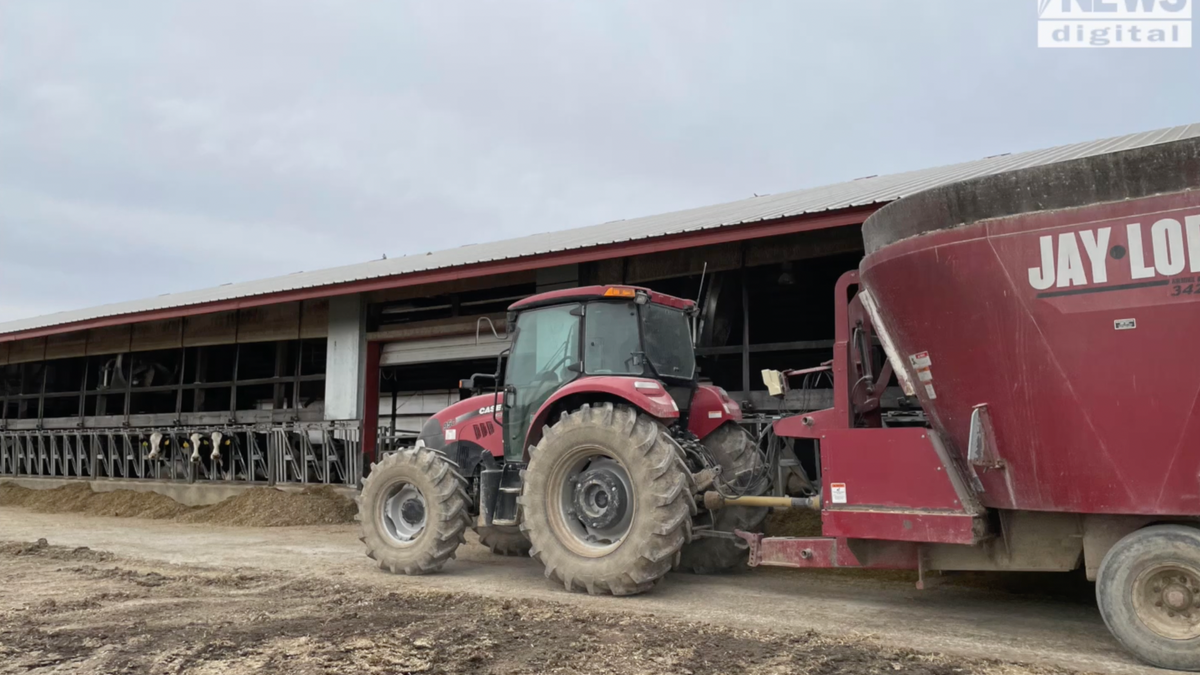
[381,482,427,544]
[1132,562,1200,640]
[547,445,635,558]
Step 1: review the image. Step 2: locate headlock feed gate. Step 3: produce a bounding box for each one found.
[0,309,361,488]
[0,423,362,487]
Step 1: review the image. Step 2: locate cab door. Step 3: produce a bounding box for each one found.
[502,304,581,461]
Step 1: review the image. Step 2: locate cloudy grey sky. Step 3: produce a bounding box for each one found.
[1,1,1197,323]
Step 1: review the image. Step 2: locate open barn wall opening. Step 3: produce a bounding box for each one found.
[583,225,866,413]
[366,277,533,449]
[0,301,332,430]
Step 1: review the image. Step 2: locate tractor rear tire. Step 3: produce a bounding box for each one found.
[519,403,695,596]
[1096,524,1200,671]
[677,424,769,574]
[476,524,531,556]
[358,447,471,575]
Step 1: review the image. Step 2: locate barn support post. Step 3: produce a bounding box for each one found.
[122,327,134,425]
[362,342,381,468]
[325,294,367,422]
[325,293,372,480]
[78,357,89,428]
[273,340,289,411]
[740,258,751,397]
[388,373,398,449]
[290,301,304,416]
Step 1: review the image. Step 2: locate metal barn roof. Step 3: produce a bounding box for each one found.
[3,122,1199,339]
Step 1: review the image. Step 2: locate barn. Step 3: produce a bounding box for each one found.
[2,124,1196,498]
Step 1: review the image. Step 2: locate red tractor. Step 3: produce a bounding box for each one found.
[359,285,767,593]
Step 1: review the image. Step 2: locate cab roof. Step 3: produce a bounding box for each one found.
[508,285,695,312]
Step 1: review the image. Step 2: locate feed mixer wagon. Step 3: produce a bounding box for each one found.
[759,137,1200,670]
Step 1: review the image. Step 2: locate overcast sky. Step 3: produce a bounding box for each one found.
[1,1,1197,323]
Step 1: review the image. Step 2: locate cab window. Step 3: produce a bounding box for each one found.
[583,301,641,375]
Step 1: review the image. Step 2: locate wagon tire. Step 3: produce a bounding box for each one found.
[519,403,695,596]
[1096,524,1200,671]
[358,446,470,575]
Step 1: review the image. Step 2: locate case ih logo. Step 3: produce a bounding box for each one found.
[1027,214,1200,297]
[1037,0,1193,48]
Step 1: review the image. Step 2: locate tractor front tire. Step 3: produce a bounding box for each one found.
[519,403,695,596]
[476,524,531,557]
[677,423,769,574]
[358,446,470,575]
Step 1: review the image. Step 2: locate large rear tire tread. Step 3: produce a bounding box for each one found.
[476,524,531,557]
[357,447,470,576]
[519,403,696,596]
[677,423,768,574]
[1096,523,1200,671]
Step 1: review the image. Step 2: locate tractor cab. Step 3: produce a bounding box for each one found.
[499,285,697,462]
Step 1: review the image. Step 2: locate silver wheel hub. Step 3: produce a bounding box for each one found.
[382,484,426,543]
[573,465,629,531]
[1165,584,1193,611]
[1134,565,1200,639]
[561,457,633,548]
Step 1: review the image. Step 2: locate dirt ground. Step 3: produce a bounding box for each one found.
[2,539,1086,675]
[0,503,1167,675]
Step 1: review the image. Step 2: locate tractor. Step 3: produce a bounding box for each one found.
[358,285,769,593]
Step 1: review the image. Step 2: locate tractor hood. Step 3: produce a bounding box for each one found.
[418,393,504,452]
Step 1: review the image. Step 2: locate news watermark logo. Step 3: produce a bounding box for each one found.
[1038,0,1193,48]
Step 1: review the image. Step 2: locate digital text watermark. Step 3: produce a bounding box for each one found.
[1038,0,1193,48]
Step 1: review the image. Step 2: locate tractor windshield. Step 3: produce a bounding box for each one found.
[640,302,695,380]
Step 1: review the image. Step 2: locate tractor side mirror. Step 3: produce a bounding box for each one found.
[492,349,510,427]
[462,347,506,394]
[494,350,506,380]
[460,372,496,394]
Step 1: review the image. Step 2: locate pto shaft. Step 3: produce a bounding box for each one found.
[702,492,820,511]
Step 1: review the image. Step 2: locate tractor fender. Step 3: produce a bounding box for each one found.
[524,377,680,458]
[687,385,743,440]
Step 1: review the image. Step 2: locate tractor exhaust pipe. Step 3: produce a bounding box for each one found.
[703,491,820,511]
